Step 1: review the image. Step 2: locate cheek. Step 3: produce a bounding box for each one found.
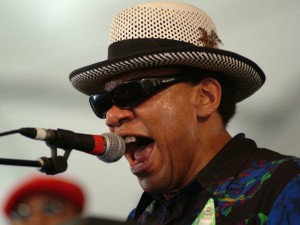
[139,97,172,126]
[157,102,178,128]
[138,89,194,140]
[158,91,193,127]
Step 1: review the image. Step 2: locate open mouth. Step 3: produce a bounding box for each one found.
[124,136,154,167]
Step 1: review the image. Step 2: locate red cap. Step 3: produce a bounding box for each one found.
[3,176,85,216]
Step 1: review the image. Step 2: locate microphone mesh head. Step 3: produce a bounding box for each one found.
[98,133,125,163]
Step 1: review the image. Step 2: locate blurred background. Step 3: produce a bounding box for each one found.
[0,0,299,224]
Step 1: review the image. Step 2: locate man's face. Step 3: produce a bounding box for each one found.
[9,193,80,225]
[105,67,203,194]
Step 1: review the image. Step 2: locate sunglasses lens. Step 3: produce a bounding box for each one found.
[112,82,145,108]
[89,94,112,119]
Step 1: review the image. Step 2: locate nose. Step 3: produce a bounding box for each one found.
[105,105,134,128]
[25,214,46,225]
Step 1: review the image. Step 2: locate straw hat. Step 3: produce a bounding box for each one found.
[69,1,265,102]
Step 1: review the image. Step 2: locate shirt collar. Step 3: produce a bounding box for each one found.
[196,133,258,195]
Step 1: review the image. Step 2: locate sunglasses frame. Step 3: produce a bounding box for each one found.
[89,75,193,119]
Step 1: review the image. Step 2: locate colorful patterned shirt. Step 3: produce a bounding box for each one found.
[127,134,300,224]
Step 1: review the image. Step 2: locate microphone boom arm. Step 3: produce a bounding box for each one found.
[0,158,41,168]
[0,153,68,175]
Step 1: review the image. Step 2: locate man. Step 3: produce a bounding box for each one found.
[69,1,300,224]
[3,176,85,225]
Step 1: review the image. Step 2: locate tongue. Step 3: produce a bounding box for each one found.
[134,143,154,164]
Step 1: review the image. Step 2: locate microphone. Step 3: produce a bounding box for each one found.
[19,128,125,163]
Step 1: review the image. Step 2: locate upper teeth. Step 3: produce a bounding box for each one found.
[124,136,137,144]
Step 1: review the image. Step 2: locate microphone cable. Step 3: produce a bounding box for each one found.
[0,129,20,137]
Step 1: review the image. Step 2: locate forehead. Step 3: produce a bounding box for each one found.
[104,66,183,91]
[18,192,62,204]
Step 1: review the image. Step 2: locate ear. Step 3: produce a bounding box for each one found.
[192,77,222,118]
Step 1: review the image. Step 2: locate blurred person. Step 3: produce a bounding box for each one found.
[69,1,300,225]
[3,175,85,225]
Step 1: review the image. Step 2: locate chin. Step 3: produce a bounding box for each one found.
[138,177,169,194]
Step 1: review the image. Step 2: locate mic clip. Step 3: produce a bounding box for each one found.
[38,143,72,175]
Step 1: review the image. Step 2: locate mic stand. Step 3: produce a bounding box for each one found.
[0,143,72,175]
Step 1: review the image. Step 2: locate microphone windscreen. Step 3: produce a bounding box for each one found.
[98,133,125,163]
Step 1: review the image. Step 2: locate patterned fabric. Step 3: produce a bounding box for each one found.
[127,134,300,224]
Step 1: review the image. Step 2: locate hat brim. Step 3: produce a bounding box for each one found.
[69,46,265,103]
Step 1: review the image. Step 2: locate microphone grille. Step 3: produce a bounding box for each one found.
[98,133,125,163]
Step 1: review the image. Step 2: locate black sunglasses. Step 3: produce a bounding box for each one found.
[89,75,193,119]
